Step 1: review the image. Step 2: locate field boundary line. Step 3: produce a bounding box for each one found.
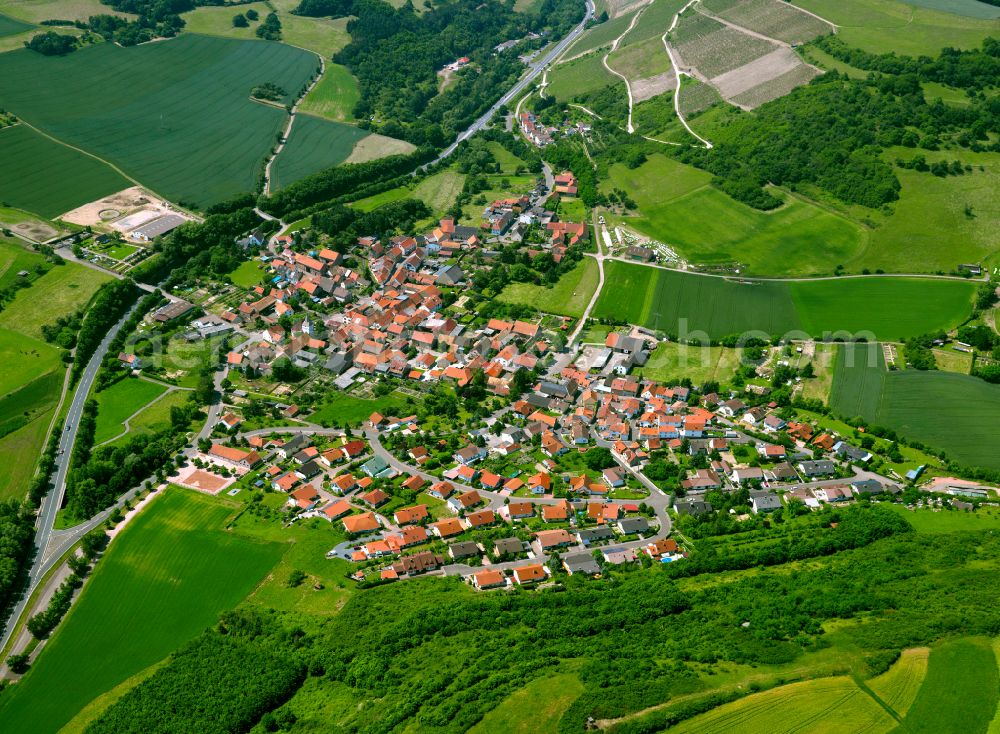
[591,253,984,283]
[263,48,327,196]
[5,122,201,222]
[851,673,905,725]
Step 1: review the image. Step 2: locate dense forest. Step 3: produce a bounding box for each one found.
[321,0,584,144]
[85,505,1000,733]
[677,39,1000,210]
[0,502,36,620]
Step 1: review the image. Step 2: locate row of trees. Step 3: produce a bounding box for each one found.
[70,279,140,384]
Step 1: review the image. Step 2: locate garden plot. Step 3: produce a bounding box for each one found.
[671,11,776,78]
[702,0,833,44]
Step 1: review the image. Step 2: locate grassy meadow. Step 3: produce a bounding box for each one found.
[0,35,319,209]
[92,377,167,444]
[299,63,361,121]
[181,2,270,39]
[594,261,976,340]
[309,388,414,426]
[0,260,109,339]
[0,0,130,23]
[469,671,584,734]
[792,0,1000,56]
[270,114,369,191]
[605,155,867,276]
[546,51,618,102]
[351,170,466,218]
[497,256,600,318]
[0,488,285,734]
[634,342,741,386]
[0,124,129,219]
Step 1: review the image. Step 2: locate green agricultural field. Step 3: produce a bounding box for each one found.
[865,646,928,717]
[0,9,30,35]
[634,342,741,386]
[0,0,131,23]
[604,155,867,276]
[270,114,369,190]
[299,63,361,121]
[0,124,129,219]
[789,277,976,340]
[92,377,167,444]
[792,0,1000,56]
[547,51,618,102]
[672,676,896,734]
[620,0,686,44]
[895,638,999,734]
[498,256,600,318]
[0,368,61,452]
[0,260,110,339]
[595,261,800,337]
[0,35,320,209]
[830,342,1000,468]
[595,261,976,340]
[878,370,1000,469]
[827,341,887,419]
[469,672,584,734]
[0,488,285,734]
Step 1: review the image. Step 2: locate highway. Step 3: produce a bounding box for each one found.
[0,294,148,655]
[431,0,595,164]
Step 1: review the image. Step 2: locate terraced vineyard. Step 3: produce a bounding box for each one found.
[702,0,833,44]
[671,11,775,77]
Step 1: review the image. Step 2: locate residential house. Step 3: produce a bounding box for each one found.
[750,490,782,514]
[512,564,549,585]
[562,553,601,576]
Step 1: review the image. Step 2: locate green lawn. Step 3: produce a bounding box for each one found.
[309,389,414,426]
[0,488,285,734]
[0,124,129,219]
[299,63,361,122]
[93,378,167,444]
[594,261,976,341]
[229,258,268,287]
[895,637,999,734]
[0,260,110,340]
[792,0,1000,56]
[498,256,600,318]
[270,114,369,191]
[604,155,867,276]
[0,324,61,397]
[0,34,320,210]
